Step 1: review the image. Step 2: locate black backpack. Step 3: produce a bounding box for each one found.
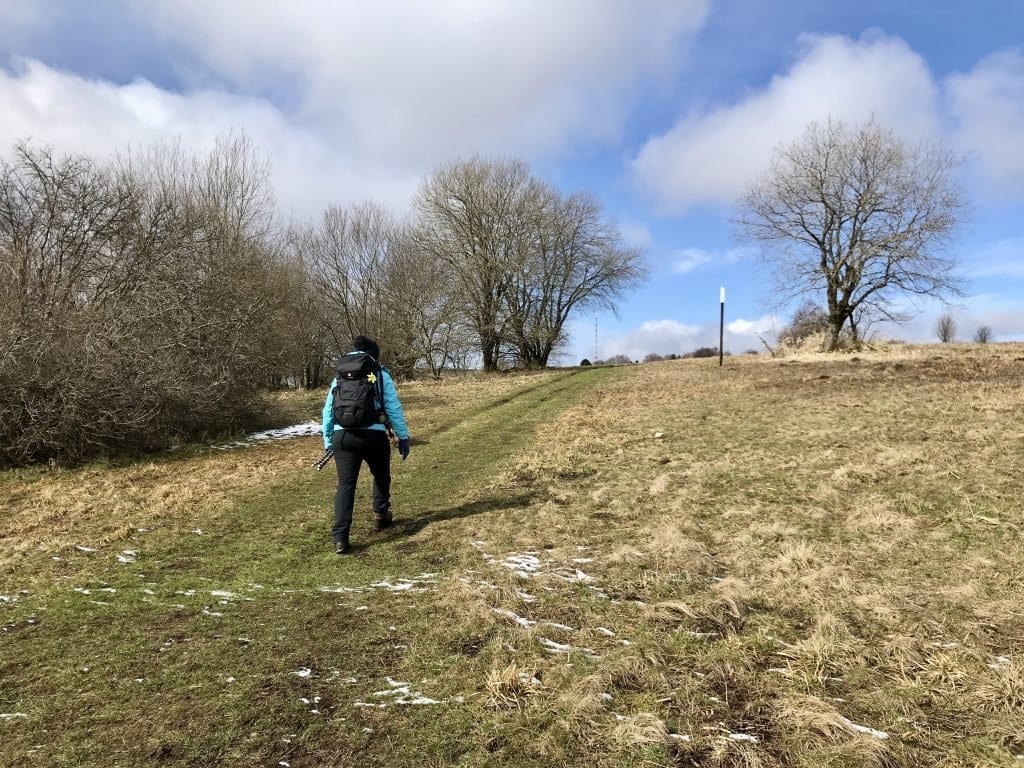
[332,352,386,429]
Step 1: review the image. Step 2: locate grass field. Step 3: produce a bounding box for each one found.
[2,345,1023,767]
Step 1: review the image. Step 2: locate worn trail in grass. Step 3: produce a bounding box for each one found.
[0,367,619,767]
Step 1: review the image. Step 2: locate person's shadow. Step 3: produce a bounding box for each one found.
[395,491,536,537]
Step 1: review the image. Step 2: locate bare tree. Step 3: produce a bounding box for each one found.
[503,188,647,368]
[736,118,967,351]
[414,156,647,371]
[413,157,533,372]
[935,312,957,343]
[0,134,289,466]
[973,325,993,344]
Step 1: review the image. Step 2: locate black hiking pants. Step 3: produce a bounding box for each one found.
[331,428,391,542]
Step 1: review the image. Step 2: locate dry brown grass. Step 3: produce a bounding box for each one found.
[432,343,1024,766]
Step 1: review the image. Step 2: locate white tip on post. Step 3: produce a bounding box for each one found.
[720,287,726,304]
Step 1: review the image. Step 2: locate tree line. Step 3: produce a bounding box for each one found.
[0,138,646,466]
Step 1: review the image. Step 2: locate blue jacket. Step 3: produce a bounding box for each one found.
[322,357,409,449]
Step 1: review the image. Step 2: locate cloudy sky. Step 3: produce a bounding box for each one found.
[2,0,1022,361]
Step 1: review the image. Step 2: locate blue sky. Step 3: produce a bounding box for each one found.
[2,1,1021,363]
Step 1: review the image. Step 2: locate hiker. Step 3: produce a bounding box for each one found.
[322,335,410,555]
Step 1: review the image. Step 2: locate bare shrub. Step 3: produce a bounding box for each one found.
[935,313,957,343]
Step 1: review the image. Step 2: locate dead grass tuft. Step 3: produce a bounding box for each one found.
[973,658,1024,712]
[612,712,670,745]
[484,661,542,710]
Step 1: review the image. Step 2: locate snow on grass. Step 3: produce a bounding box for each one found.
[74,545,98,553]
[319,573,438,594]
[116,550,138,563]
[368,677,442,705]
[216,421,322,450]
[728,733,758,743]
[0,713,28,719]
[493,608,536,628]
[537,637,599,659]
[840,717,888,739]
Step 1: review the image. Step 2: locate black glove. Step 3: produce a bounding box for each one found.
[398,438,410,460]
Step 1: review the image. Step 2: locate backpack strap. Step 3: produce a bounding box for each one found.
[375,362,388,424]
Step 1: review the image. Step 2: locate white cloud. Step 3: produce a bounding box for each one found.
[727,315,779,335]
[597,315,777,359]
[947,49,1024,195]
[600,319,700,358]
[143,0,710,168]
[672,248,713,274]
[670,245,751,274]
[0,2,711,216]
[633,31,941,210]
[0,58,419,216]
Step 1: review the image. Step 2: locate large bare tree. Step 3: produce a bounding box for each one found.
[414,156,647,370]
[503,188,646,368]
[735,118,967,350]
[413,157,533,371]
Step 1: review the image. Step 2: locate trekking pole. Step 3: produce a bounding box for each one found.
[312,447,334,471]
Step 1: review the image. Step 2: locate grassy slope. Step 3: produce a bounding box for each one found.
[2,348,1024,767]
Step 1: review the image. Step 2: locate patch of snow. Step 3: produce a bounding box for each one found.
[500,553,542,578]
[74,545,98,553]
[595,627,616,637]
[669,733,691,742]
[541,621,576,632]
[599,692,613,701]
[248,421,322,443]
[292,668,313,678]
[202,608,224,617]
[369,676,442,705]
[988,655,1012,669]
[728,733,758,743]
[493,608,536,628]
[355,606,369,611]
[117,551,138,563]
[572,557,594,564]
[840,717,888,739]
[0,713,28,719]
[210,590,239,599]
[0,595,13,603]
[515,590,536,602]
[537,637,600,659]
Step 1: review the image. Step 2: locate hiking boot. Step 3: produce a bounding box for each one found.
[373,511,393,532]
[334,535,350,555]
